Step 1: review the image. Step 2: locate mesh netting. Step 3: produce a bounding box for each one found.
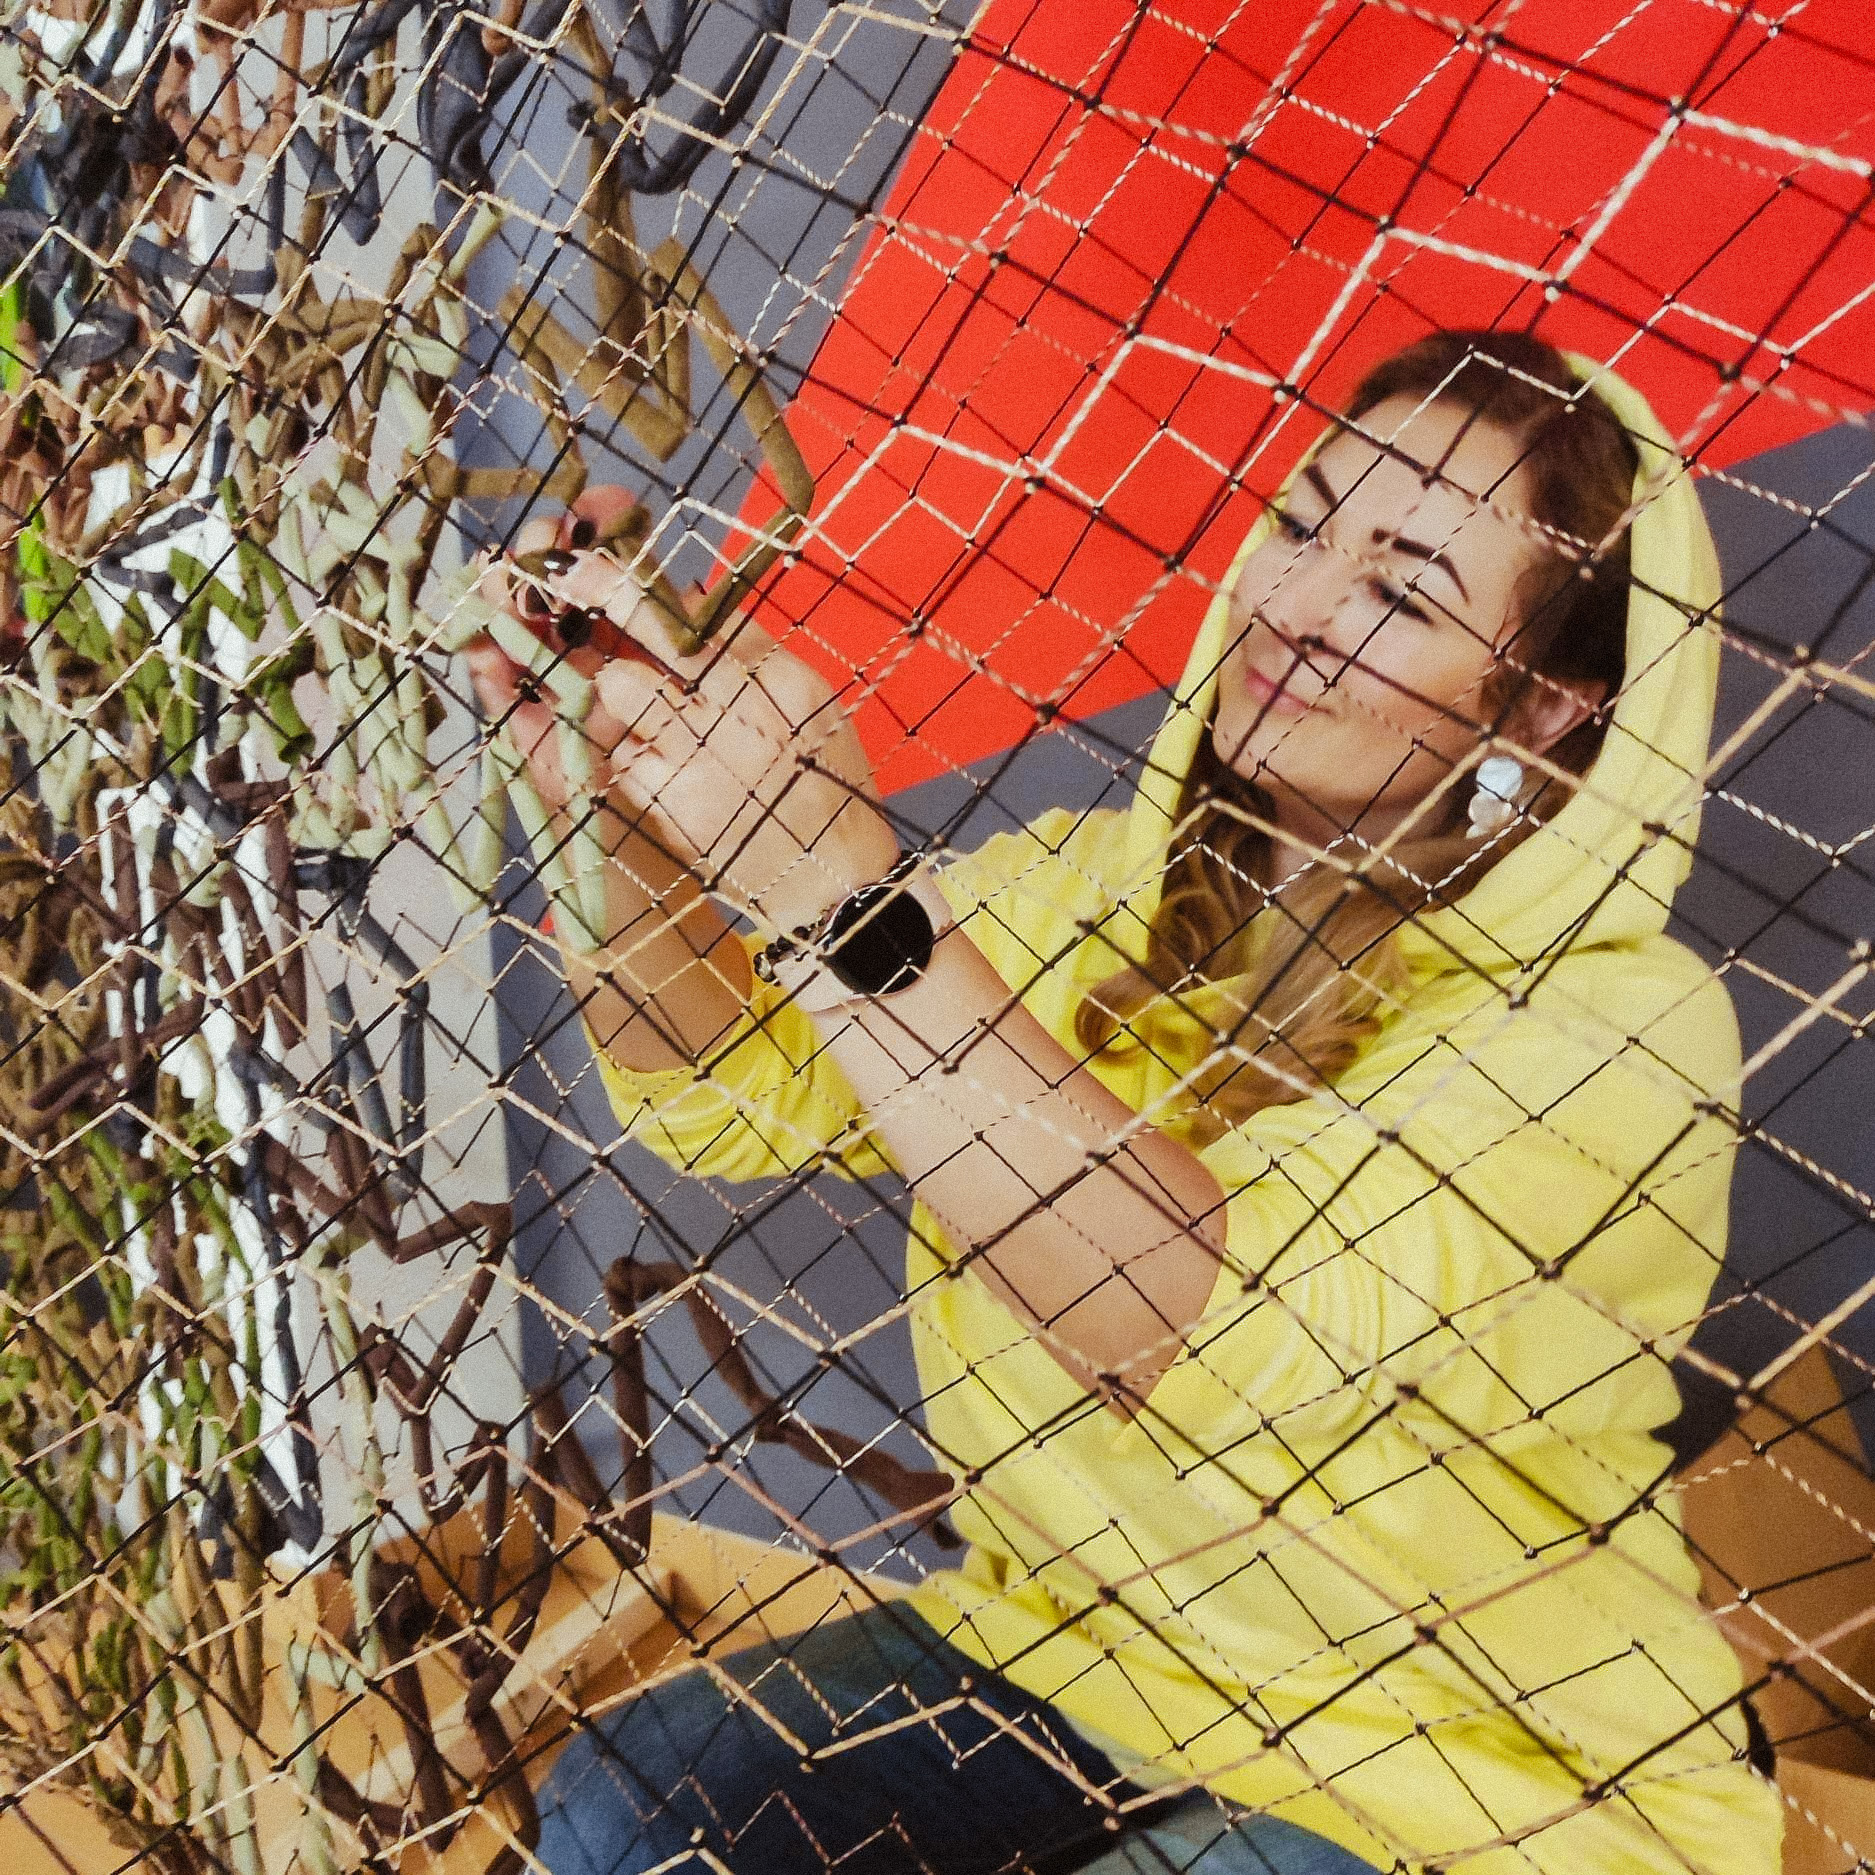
[1,2,1873,1872]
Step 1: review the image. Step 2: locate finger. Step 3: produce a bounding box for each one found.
[592,661,690,758]
[605,738,682,824]
[472,548,516,613]
[509,516,561,558]
[578,676,629,753]
[466,639,523,716]
[541,552,708,685]
[560,485,649,551]
[592,659,674,732]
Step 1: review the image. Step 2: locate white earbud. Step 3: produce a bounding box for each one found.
[1468,754,1526,839]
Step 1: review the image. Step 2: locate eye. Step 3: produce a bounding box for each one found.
[1371,576,1433,625]
[1271,507,1319,545]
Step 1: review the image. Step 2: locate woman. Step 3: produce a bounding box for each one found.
[468,333,1781,1873]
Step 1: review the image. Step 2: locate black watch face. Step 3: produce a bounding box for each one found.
[825,884,936,996]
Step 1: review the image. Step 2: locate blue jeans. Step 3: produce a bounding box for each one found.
[532,1602,1378,1874]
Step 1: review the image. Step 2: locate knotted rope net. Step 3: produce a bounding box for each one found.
[0,2,1871,1872]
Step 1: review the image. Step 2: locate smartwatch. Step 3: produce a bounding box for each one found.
[821,869,938,996]
[754,855,954,1005]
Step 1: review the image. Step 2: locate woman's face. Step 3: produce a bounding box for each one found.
[1211,394,1552,842]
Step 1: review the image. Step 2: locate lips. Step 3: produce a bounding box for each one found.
[1236,661,1314,717]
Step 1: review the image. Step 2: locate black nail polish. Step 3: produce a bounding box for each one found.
[517,581,551,622]
[568,515,597,549]
[541,548,578,576]
[557,607,595,648]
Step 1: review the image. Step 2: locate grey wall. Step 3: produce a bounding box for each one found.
[1668,423,1875,1464]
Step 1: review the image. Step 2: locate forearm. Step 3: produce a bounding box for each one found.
[813,907,1228,1407]
[484,544,1222,1378]
[565,805,755,1072]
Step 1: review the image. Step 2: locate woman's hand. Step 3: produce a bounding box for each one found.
[468,491,899,939]
[569,558,899,936]
[463,490,756,1069]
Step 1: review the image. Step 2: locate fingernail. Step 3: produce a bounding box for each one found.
[540,549,578,576]
[567,515,597,550]
[557,606,596,648]
[517,581,551,622]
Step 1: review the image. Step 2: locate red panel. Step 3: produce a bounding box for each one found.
[737,0,1875,792]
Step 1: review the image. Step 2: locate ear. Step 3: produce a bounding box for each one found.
[1506,674,1608,759]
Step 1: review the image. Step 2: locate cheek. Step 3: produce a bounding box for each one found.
[1227,537,1302,630]
[1346,631,1497,738]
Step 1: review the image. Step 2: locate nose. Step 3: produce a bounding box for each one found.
[1246,528,1389,681]
[1244,539,1340,669]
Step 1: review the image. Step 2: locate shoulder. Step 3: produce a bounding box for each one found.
[1541,930,1733,1020]
[1385,932,1737,1080]
[1525,933,1739,1097]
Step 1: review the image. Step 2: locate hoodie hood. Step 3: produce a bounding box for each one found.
[1113,355,1724,977]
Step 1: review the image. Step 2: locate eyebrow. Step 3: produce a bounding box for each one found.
[1302,463,1472,604]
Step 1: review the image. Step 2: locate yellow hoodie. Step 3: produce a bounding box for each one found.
[591,360,1782,1874]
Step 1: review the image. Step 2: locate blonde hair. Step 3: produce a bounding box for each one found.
[1073,332,1639,1147]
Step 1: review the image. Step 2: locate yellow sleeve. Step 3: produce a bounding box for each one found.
[1138,942,1741,1472]
[589,930,897,1184]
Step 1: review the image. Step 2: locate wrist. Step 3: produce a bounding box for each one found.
[731,808,901,939]
[812,818,905,920]
[754,855,954,1014]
